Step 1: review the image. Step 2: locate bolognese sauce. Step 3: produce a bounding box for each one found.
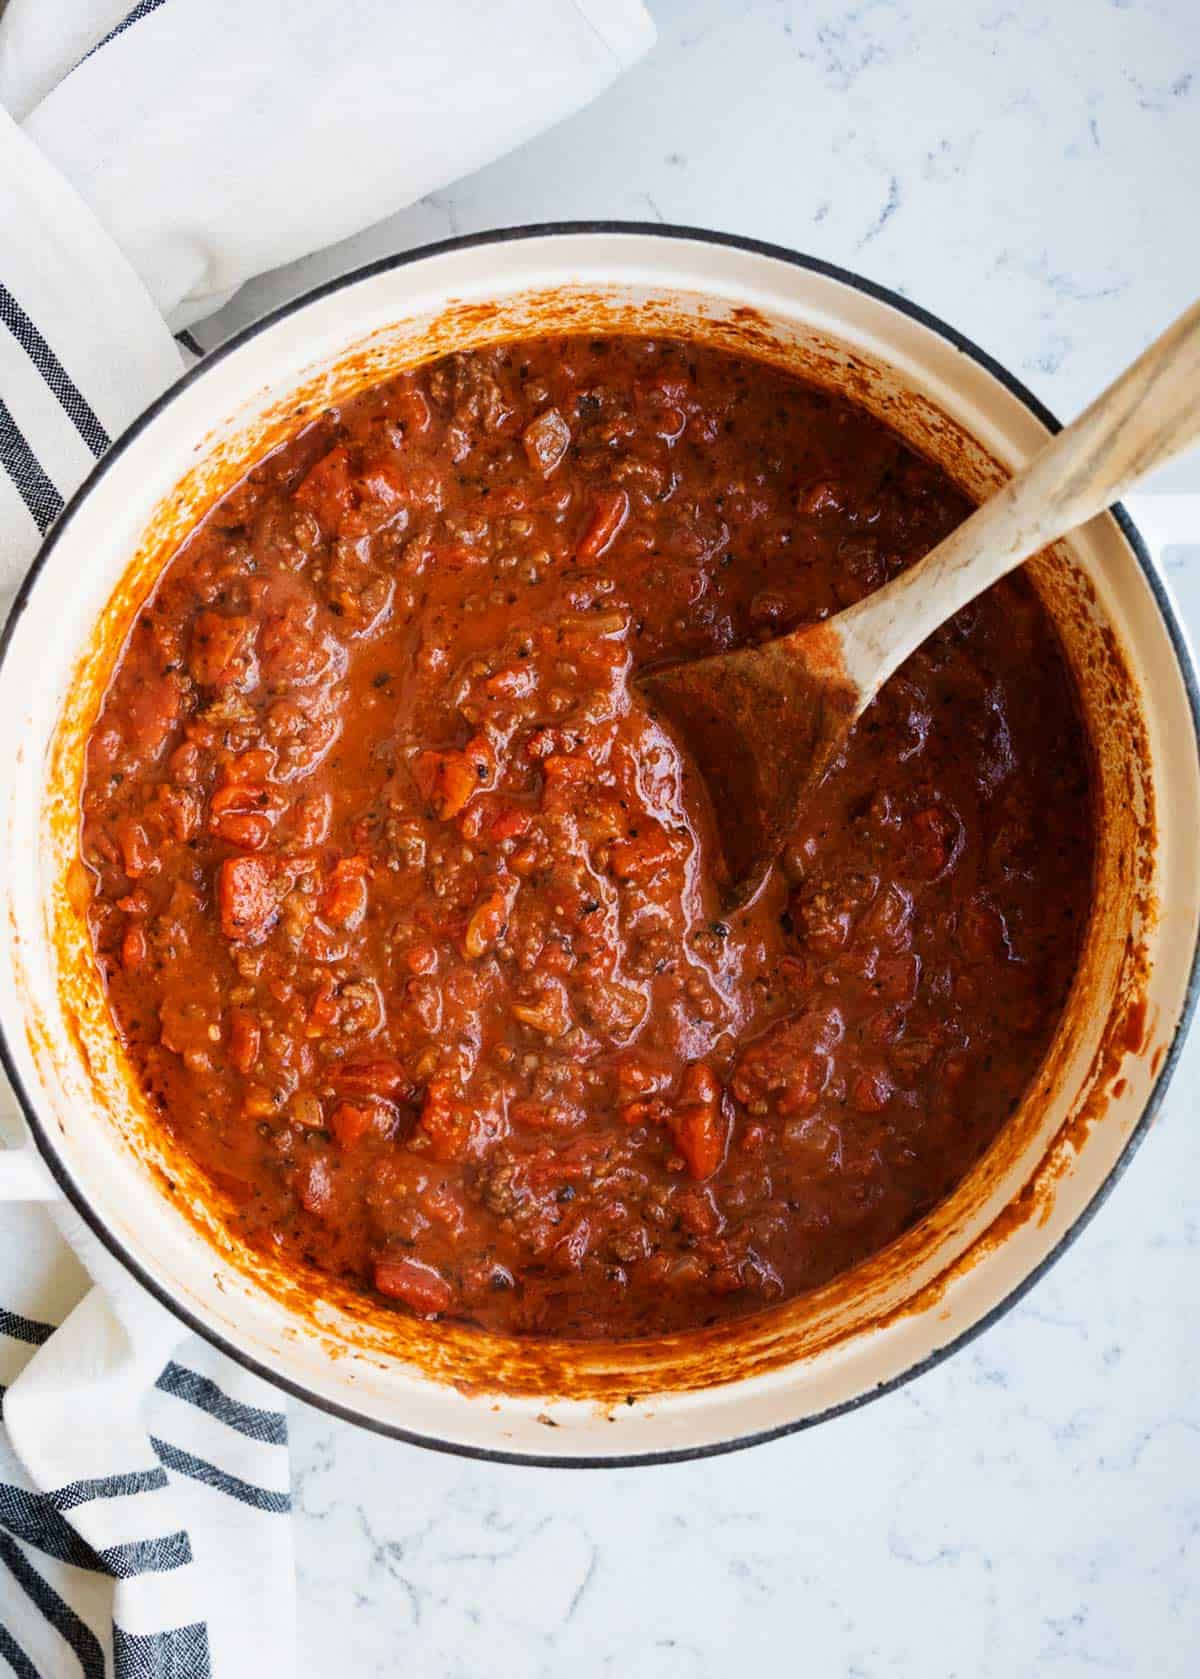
[80,336,1092,1337]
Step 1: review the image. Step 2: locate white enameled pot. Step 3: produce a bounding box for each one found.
[1,226,1197,1465]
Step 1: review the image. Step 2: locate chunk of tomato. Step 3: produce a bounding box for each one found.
[575,489,629,560]
[373,1256,454,1316]
[293,444,355,528]
[217,856,277,944]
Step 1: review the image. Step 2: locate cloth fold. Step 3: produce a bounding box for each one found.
[0,2,654,1671]
[5,0,655,329]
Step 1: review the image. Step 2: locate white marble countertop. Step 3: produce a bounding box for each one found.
[61,1,1200,1672]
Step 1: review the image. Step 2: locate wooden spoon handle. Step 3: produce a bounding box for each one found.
[833,297,1200,699]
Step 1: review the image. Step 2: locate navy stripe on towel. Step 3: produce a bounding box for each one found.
[1,1482,192,1579]
[77,0,173,68]
[0,1309,55,1348]
[156,1363,287,1447]
[98,1531,192,1581]
[113,1622,213,1679]
[0,284,110,457]
[1,1480,97,1571]
[0,1623,40,1679]
[51,1469,170,1513]
[150,1439,290,1514]
[0,1532,105,1679]
[0,398,64,535]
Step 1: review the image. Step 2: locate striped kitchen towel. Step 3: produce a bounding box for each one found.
[0,1201,293,1677]
[0,3,654,1673]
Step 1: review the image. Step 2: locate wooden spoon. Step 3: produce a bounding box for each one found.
[640,298,1200,909]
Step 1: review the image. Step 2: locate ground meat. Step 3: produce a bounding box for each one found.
[81,335,1093,1338]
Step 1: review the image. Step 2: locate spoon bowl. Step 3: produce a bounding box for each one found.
[641,296,1200,906]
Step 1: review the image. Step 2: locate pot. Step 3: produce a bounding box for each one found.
[1,225,1197,1465]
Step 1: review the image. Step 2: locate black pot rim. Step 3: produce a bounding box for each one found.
[2,220,1198,1469]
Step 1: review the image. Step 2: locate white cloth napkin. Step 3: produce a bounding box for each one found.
[0,3,654,1673]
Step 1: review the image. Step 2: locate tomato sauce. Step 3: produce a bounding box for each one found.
[80,337,1093,1338]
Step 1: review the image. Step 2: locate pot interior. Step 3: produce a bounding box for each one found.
[3,232,1196,1460]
